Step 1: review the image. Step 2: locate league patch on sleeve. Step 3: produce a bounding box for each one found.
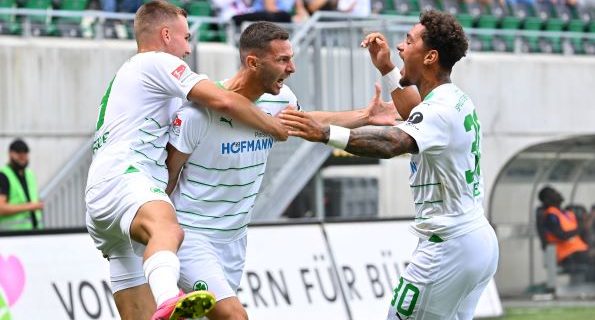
[407,112,424,124]
[171,64,187,80]
[172,113,183,135]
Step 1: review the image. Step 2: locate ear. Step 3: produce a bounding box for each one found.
[423,49,438,66]
[161,26,170,43]
[246,55,259,70]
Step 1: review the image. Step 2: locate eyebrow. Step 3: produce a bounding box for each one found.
[406,33,412,40]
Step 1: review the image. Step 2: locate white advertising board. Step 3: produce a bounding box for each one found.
[0,233,117,319]
[239,224,349,319]
[324,220,503,319]
[0,221,502,319]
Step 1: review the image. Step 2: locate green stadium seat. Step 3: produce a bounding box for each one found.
[0,0,21,34]
[500,16,521,51]
[24,0,57,35]
[456,13,474,28]
[187,1,225,42]
[57,0,89,37]
[392,0,420,16]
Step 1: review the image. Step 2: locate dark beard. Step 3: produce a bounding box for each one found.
[10,160,28,171]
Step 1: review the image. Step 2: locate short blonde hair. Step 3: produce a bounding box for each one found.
[134,0,187,42]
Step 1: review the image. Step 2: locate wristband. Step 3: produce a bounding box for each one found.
[326,125,350,150]
[381,67,403,93]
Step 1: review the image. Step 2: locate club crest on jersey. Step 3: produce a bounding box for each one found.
[171,64,186,80]
[172,113,182,135]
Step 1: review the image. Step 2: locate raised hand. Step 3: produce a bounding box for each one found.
[360,32,395,75]
[366,83,398,126]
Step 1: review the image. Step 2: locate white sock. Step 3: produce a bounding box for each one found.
[143,250,181,306]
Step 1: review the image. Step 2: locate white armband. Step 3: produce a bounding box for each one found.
[382,67,403,93]
[326,125,350,150]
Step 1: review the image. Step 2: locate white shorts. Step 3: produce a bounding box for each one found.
[386,223,499,320]
[178,231,247,301]
[85,172,172,293]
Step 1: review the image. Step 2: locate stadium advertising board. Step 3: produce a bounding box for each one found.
[239,224,350,319]
[323,221,503,319]
[0,233,116,319]
[0,221,502,319]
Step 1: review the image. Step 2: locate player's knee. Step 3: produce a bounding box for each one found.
[149,220,184,245]
[169,223,185,246]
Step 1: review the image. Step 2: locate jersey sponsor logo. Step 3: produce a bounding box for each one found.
[221,138,273,154]
[193,280,208,291]
[172,113,182,135]
[171,64,187,80]
[219,116,233,128]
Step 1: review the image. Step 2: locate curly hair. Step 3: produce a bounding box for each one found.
[419,10,468,70]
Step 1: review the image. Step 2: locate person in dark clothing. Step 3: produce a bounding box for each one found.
[0,139,44,231]
[538,186,589,273]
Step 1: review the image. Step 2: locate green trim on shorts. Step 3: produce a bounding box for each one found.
[429,234,444,243]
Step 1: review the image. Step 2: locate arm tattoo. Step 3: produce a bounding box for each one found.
[344,127,418,159]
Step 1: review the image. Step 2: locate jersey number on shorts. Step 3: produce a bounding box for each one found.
[390,277,420,317]
[96,78,115,131]
[464,110,481,197]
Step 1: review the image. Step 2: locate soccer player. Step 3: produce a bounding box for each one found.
[280,10,499,319]
[84,1,288,319]
[165,21,403,320]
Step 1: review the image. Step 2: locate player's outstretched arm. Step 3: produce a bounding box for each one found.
[307,83,399,128]
[187,80,288,141]
[165,143,191,195]
[280,110,418,158]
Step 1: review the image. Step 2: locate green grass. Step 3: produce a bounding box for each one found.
[484,306,595,320]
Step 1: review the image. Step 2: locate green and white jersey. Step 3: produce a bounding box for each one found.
[397,83,487,241]
[169,83,298,243]
[87,52,207,191]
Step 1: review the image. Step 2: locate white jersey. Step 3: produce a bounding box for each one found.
[397,83,487,241]
[169,83,298,242]
[87,52,207,190]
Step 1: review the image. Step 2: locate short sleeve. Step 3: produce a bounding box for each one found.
[168,104,211,154]
[142,53,208,101]
[397,103,450,155]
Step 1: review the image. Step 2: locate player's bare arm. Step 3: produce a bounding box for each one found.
[341,126,418,158]
[280,110,418,158]
[361,32,421,119]
[165,143,191,195]
[307,83,399,128]
[188,80,288,141]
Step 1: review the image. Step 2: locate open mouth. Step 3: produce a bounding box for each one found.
[276,78,284,88]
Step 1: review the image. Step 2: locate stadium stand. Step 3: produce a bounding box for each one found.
[0,0,593,52]
[0,0,20,34]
